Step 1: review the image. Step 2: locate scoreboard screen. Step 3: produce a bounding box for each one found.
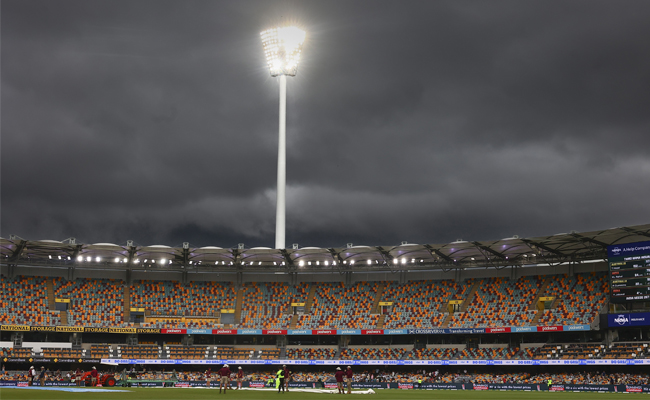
[609,241,650,303]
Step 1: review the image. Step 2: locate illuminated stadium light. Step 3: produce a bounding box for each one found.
[393,258,398,265]
[145,259,149,263]
[86,256,91,262]
[95,257,101,262]
[160,258,166,264]
[367,259,372,265]
[260,25,306,250]
[259,261,262,265]
[350,260,355,265]
[114,257,120,263]
[58,255,62,260]
[48,255,52,259]
[299,260,305,267]
[215,261,219,265]
[332,261,336,266]
[316,261,320,265]
[308,261,312,265]
[134,259,140,264]
[324,261,329,266]
[260,26,306,77]
[401,258,406,265]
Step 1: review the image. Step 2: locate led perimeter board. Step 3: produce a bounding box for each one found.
[609,241,650,303]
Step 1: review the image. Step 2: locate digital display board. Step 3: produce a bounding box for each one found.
[609,241,650,303]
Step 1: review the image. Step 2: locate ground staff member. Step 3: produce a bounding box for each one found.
[235,367,243,390]
[39,367,47,386]
[346,366,353,394]
[283,365,291,392]
[218,364,231,394]
[28,366,36,386]
[335,367,345,394]
[90,367,98,386]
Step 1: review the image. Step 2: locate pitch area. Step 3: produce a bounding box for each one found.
[0,388,644,400]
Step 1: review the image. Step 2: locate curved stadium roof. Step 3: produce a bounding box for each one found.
[1,224,648,273]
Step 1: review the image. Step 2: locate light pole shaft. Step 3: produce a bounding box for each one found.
[275,74,287,249]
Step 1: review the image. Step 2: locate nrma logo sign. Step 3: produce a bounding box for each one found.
[614,315,629,325]
[611,247,622,255]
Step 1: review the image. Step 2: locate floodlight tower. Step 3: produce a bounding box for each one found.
[260,26,306,250]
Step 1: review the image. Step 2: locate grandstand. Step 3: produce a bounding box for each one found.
[0,224,649,389]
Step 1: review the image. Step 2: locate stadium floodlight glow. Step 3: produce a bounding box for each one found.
[367,259,372,265]
[114,257,120,263]
[160,258,166,265]
[261,26,306,77]
[86,256,91,262]
[299,260,305,267]
[261,25,306,250]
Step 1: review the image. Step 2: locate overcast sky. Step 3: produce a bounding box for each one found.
[2,0,649,249]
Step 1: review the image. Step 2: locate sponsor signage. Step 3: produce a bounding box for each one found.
[486,327,511,333]
[212,329,236,335]
[337,329,361,335]
[109,328,137,333]
[609,312,650,327]
[236,329,262,335]
[187,329,211,334]
[135,328,161,334]
[378,302,393,306]
[0,325,30,331]
[513,326,536,333]
[84,327,110,333]
[161,329,186,334]
[1,323,591,336]
[291,302,305,307]
[262,329,287,335]
[221,309,235,314]
[563,324,589,331]
[537,325,563,332]
[287,330,310,335]
[609,241,650,258]
[55,298,70,303]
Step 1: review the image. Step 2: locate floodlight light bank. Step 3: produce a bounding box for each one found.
[260,26,306,250]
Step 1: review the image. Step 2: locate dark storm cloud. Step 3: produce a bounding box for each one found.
[2,0,649,248]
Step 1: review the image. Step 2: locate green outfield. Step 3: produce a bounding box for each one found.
[0,388,645,400]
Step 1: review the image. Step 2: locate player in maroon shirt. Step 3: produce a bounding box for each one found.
[218,364,231,394]
[283,365,291,392]
[334,367,345,394]
[345,366,353,394]
[235,366,244,390]
[205,368,212,388]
